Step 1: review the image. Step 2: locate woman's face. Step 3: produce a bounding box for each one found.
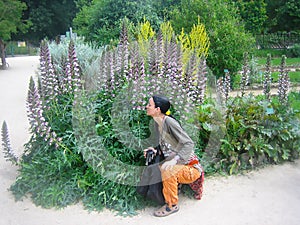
[146,97,159,117]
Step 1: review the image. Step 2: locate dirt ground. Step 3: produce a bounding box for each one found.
[0,56,300,225]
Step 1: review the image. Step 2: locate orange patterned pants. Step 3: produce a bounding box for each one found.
[160,165,200,207]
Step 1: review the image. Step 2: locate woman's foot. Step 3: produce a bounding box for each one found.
[154,204,179,217]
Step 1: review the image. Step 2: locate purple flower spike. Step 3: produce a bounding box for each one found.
[277,55,290,105]
[263,54,272,101]
[1,121,18,165]
[26,77,60,148]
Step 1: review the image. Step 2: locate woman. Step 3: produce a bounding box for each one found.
[145,95,202,217]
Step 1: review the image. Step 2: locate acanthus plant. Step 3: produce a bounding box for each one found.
[33,41,82,148]
[26,77,61,148]
[277,55,290,105]
[68,40,82,95]
[1,121,18,165]
[240,52,250,97]
[39,40,60,106]
[39,40,83,97]
[217,71,231,103]
[96,21,208,120]
[263,54,272,101]
[2,40,83,159]
[1,42,62,163]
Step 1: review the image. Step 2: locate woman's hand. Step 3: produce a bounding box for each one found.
[143,147,157,158]
[161,158,177,170]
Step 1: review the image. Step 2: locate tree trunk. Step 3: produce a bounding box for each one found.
[0,39,7,70]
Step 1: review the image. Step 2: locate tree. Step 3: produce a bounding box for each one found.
[0,0,29,69]
[73,0,163,46]
[265,0,300,32]
[233,0,268,34]
[73,0,255,76]
[169,0,255,77]
[14,0,78,44]
[152,0,181,19]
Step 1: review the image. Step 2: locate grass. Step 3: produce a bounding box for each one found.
[271,71,300,83]
[257,57,300,67]
[254,48,300,67]
[232,71,300,90]
[253,49,287,58]
[288,91,300,119]
[253,49,300,85]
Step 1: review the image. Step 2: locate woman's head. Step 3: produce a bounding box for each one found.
[152,96,170,113]
[146,95,170,117]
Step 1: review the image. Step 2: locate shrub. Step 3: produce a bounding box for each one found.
[217,95,299,174]
[169,0,255,77]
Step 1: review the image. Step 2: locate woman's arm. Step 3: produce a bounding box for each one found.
[165,117,194,163]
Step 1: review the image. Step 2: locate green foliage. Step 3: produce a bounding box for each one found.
[5,41,38,56]
[265,0,300,32]
[11,89,148,214]
[234,0,268,34]
[81,167,146,216]
[254,49,287,58]
[93,91,146,165]
[256,56,300,66]
[287,44,300,58]
[289,72,300,83]
[73,0,255,77]
[169,0,255,77]
[289,91,300,119]
[10,139,84,208]
[48,37,104,77]
[271,71,300,84]
[0,0,30,69]
[7,36,162,214]
[73,0,162,46]
[0,0,30,41]
[14,0,77,44]
[215,95,300,174]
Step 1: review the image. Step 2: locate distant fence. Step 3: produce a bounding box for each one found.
[256,32,300,49]
[5,41,38,56]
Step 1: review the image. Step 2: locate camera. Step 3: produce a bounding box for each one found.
[145,149,155,166]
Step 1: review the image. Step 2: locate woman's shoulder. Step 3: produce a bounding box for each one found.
[165,116,181,127]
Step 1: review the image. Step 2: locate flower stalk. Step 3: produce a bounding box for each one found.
[241,52,249,97]
[217,71,231,103]
[27,77,61,148]
[263,54,272,101]
[1,121,18,165]
[39,41,59,105]
[277,55,290,105]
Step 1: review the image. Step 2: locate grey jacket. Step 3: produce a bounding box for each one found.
[159,116,195,164]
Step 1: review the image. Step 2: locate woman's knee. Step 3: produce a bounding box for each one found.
[179,166,200,183]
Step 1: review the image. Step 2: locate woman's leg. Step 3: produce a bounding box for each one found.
[161,165,200,207]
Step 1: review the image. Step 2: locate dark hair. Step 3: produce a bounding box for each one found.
[152,95,182,127]
[152,95,170,114]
